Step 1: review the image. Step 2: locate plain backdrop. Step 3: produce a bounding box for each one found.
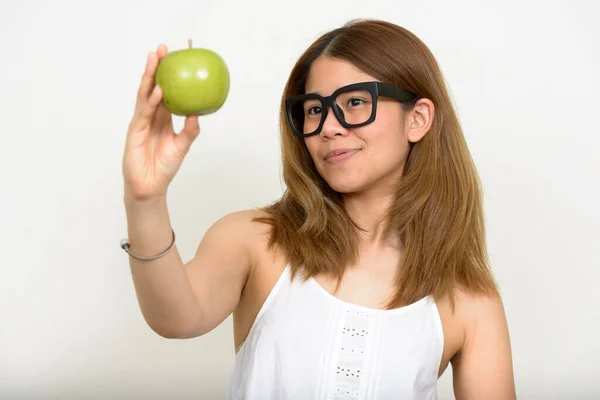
[1,0,599,399]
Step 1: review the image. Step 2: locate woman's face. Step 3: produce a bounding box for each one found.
[303,56,424,196]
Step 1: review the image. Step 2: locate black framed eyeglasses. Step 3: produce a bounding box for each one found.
[285,81,419,138]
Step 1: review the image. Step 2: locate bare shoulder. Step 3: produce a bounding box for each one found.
[450,288,516,399]
[450,287,511,360]
[183,208,277,336]
[203,208,272,242]
[454,289,504,320]
[452,288,509,332]
[209,208,271,229]
[199,208,274,261]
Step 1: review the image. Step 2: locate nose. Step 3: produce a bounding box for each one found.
[320,106,347,138]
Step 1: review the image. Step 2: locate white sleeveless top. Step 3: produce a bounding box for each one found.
[226,265,444,400]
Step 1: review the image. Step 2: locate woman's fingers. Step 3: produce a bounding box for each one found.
[157,43,168,58]
[136,51,158,105]
[131,44,169,132]
[153,101,173,133]
[175,115,201,153]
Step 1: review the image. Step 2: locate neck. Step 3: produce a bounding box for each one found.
[342,189,401,250]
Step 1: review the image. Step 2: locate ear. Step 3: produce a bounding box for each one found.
[405,98,435,143]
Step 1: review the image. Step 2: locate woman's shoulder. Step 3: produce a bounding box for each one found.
[438,287,508,352]
[209,207,277,256]
[213,208,274,234]
[451,286,506,326]
[439,288,514,394]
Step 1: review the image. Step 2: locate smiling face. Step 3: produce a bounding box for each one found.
[302,56,412,195]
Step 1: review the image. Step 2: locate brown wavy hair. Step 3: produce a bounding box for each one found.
[254,18,498,309]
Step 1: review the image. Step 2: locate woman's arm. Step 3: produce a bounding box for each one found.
[126,197,256,339]
[451,292,517,399]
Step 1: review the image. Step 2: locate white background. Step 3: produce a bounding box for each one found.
[1,0,599,399]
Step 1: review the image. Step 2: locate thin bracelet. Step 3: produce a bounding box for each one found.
[120,229,176,261]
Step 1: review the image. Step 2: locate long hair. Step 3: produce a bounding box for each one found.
[254,18,498,309]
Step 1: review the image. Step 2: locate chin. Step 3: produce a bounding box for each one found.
[323,177,366,194]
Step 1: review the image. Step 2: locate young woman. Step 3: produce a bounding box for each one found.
[122,19,516,400]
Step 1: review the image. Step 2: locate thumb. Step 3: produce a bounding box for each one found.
[175,115,201,150]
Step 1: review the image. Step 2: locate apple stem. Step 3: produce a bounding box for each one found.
[188,38,192,49]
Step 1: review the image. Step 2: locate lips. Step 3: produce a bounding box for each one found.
[324,148,360,163]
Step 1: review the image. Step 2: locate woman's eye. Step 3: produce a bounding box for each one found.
[348,98,364,106]
[307,106,322,115]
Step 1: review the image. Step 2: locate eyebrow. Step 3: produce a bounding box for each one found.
[304,83,353,96]
[303,88,325,96]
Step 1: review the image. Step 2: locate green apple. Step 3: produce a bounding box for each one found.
[155,40,230,116]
